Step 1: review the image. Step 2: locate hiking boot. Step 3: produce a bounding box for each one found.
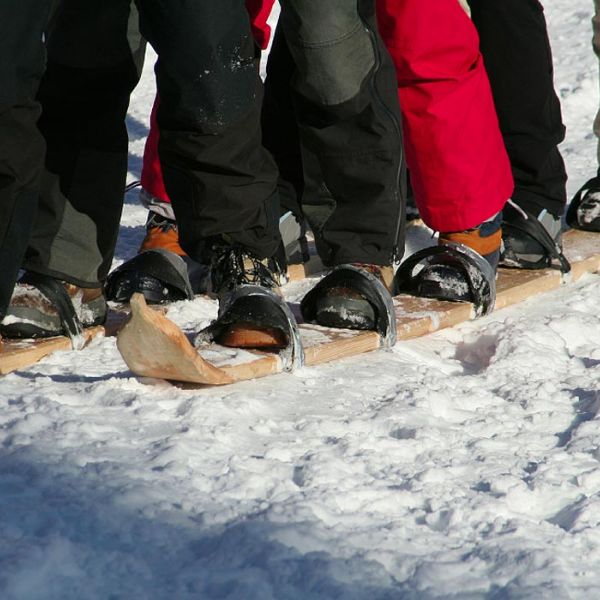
[209,244,283,297]
[415,212,502,304]
[0,272,107,339]
[567,171,600,232]
[207,245,286,348]
[139,212,186,256]
[501,201,570,273]
[307,263,394,330]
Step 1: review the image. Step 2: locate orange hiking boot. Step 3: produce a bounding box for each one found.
[422,212,501,302]
[139,212,186,257]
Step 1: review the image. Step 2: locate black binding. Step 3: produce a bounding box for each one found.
[19,272,84,348]
[105,249,194,304]
[393,243,496,317]
[503,204,571,274]
[301,265,397,347]
[566,172,600,232]
[196,285,304,371]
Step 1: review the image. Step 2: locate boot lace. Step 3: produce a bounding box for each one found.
[212,246,280,294]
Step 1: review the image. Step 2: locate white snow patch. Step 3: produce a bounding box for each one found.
[2,2,600,598]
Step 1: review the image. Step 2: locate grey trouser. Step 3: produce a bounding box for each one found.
[264,0,405,266]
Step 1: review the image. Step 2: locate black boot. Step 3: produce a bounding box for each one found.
[200,244,291,349]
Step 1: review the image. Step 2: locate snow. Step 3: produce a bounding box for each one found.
[2,1,600,597]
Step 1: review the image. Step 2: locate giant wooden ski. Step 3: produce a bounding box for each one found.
[116,229,600,386]
[0,311,128,376]
[0,257,322,377]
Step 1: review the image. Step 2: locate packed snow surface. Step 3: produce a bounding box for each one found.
[2,1,600,598]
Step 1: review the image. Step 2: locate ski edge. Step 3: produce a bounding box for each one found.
[0,326,106,376]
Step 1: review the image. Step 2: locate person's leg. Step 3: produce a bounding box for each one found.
[137,96,187,257]
[138,0,282,266]
[0,0,54,319]
[376,0,512,307]
[564,0,600,232]
[22,0,146,287]
[379,0,512,234]
[134,0,296,349]
[277,0,405,271]
[1,1,146,339]
[469,0,567,263]
[138,0,278,253]
[270,0,404,332]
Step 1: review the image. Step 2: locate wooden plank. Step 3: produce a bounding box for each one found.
[5,228,600,382]
[303,331,381,365]
[0,326,105,376]
[146,228,600,383]
[0,309,127,376]
[495,269,561,310]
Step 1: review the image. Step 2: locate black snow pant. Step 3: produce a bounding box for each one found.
[263,0,405,266]
[22,0,281,288]
[468,0,567,219]
[0,0,55,319]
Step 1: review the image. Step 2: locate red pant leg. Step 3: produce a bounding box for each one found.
[140,98,169,202]
[140,0,277,204]
[377,0,513,232]
[246,0,276,50]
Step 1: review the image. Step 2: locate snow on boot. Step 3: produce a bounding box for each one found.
[301,264,397,345]
[0,272,107,346]
[200,245,291,350]
[394,213,501,316]
[566,171,600,232]
[501,201,570,272]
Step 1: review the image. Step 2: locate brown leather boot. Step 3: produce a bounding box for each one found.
[139,212,186,257]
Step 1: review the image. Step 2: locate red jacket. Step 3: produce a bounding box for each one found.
[376,0,512,230]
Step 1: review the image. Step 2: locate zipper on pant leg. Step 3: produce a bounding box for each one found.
[360,14,405,266]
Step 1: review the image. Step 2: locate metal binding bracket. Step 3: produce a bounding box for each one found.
[504,201,571,274]
[566,172,600,232]
[105,248,195,304]
[301,265,397,348]
[18,272,85,350]
[393,243,497,317]
[196,285,304,372]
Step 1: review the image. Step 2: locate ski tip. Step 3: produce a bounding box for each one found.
[129,292,148,315]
